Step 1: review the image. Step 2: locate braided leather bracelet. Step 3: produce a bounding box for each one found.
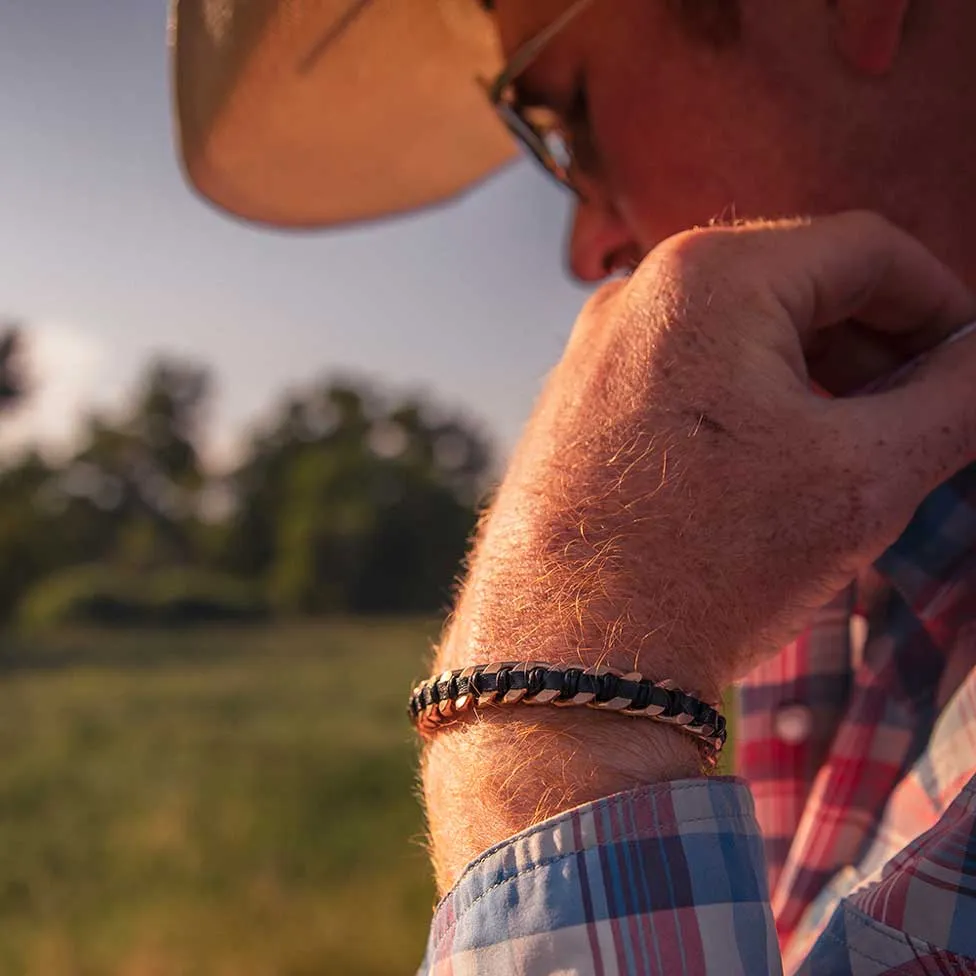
[408,662,726,764]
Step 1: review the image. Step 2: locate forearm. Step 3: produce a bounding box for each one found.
[422,214,976,897]
[422,461,719,895]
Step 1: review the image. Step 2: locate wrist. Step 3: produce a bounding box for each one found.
[422,703,704,895]
[437,562,728,710]
[421,469,730,893]
[426,606,717,895]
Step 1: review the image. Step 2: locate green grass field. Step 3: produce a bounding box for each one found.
[0,621,440,976]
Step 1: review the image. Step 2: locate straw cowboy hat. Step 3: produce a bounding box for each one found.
[171,0,517,227]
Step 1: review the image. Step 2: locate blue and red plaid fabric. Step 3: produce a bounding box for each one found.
[419,463,976,974]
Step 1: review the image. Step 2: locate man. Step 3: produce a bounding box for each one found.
[172,1,976,972]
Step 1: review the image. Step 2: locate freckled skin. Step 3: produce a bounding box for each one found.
[422,1,976,893]
[424,213,976,892]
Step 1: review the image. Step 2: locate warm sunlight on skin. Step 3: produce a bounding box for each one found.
[423,0,976,899]
[493,0,976,284]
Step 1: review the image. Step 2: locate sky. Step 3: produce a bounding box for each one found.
[0,2,592,465]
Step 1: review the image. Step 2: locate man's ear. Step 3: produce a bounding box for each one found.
[830,0,911,76]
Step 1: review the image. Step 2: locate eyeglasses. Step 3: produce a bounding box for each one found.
[483,0,595,196]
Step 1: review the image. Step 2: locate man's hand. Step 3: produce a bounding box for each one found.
[423,212,976,893]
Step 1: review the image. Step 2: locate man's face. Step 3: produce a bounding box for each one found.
[492,0,976,284]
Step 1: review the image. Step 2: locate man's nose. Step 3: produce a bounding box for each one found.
[566,188,640,282]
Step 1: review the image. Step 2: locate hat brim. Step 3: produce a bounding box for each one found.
[171,0,519,228]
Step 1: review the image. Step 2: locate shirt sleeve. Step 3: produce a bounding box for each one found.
[418,776,783,976]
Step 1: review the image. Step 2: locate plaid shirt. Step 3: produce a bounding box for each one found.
[420,461,976,975]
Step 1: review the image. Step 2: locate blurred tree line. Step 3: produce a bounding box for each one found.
[0,327,492,628]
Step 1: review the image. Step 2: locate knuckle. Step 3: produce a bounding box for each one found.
[581,278,627,317]
[629,227,757,336]
[635,225,768,311]
[832,209,895,239]
[648,226,734,279]
[625,229,733,319]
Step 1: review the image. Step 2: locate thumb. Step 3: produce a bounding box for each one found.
[846,324,976,517]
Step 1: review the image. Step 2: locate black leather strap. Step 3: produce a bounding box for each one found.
[408,662,726,763]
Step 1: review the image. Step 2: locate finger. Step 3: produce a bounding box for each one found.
[806,320,908,395]
[752,211,976,348]
[845,325,976,509]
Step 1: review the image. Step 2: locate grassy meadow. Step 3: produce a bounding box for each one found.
[0,620,439,976]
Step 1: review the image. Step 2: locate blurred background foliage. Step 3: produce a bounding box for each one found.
[0,324,493,631]
[0,620,439,975]
[0,323,494,974]
[0,325,733,974]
